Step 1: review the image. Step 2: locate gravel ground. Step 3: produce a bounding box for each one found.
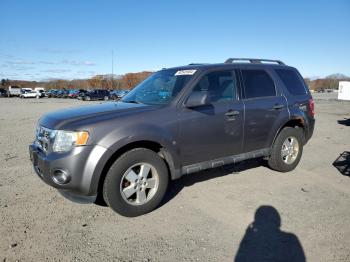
[0,95,349,262]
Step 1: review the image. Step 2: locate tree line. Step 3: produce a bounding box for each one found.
[304,77,349,91]
[1,71,152,90]
[1,72,349,91]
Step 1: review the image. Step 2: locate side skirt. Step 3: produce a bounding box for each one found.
[181,148,271,175]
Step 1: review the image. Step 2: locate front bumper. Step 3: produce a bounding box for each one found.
[29,143,107,202]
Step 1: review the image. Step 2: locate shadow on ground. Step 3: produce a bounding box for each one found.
[161,158,266,207]
[95,158,267,208]
[234,206,306,262]
[333,151,350,177]
[337,118,350,126]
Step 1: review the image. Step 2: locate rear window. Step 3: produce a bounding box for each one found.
[275,69,306,95]
[241,70,276,99]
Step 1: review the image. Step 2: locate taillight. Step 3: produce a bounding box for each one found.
[308,98,315,117]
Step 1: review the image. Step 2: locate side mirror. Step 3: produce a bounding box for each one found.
[185,91,210,108]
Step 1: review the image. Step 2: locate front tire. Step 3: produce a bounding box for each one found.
[103,148,169,217]
[268,127,304,172]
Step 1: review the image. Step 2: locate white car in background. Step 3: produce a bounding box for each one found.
[20,90,39,98]
[34,87,46,98]
[22,88,33,92]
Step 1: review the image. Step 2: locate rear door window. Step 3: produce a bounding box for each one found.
[241,70,276,99]
[275,69,307,95]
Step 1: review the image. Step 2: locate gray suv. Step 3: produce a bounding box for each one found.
[29,58,315,217]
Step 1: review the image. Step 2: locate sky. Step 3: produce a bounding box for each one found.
[0,0,349,81]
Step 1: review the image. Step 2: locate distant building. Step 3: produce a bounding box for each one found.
[338,81,350,101]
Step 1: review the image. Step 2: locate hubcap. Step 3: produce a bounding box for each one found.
[120,163,159,206]
[281,136,299,164]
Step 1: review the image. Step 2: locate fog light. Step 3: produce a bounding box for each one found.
[52,169,71,184]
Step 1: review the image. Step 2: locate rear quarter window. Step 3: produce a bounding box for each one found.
[275,69,306,95]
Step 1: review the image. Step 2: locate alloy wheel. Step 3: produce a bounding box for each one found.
[281,136,299,164]
[120,163,159,206]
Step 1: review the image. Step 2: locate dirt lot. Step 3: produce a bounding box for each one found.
[0,95,349,262]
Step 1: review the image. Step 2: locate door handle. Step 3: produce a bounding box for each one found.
[273,104,285,110]
[225,110,240,117]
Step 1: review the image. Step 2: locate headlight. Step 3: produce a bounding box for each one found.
[53,130,89,153]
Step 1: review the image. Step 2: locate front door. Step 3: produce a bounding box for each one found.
[178,69,244,166]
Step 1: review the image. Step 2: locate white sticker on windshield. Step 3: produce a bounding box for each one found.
[175,69,197,76]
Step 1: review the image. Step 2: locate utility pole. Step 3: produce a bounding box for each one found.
[111,50,114,90]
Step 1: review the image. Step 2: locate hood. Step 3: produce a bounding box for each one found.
[39,102,154,130]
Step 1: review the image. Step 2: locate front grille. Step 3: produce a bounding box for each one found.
[35,126,55,153]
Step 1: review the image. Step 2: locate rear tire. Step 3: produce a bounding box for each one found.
[268,127,304,172]
[103,148,169,217]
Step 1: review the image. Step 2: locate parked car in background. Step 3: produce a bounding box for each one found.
[36,90,46,98]
[61,89,70,98]
[119,90,130,97]
[53,90,63,98]
[0,88,8,97]
[20,90,38,98]
[50,90,59,98]
[110,90,130,100]
[22,88,33,93]
[34,87,46,98]
[82,89,110,101]
[77,89,88,100]
[67,89,79,98]
[55,90,68,98]
[51,90,60,98]
[8,86,22,97]
[109,90,120,100]
[46,89,57,98]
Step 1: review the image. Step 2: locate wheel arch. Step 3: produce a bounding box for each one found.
[272,118,306,147]
[93,139,178,205]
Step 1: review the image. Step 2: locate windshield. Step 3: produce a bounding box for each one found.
[121,69,195,105]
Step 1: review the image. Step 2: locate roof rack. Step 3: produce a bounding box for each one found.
[188,63,210,66]
[225,58,285,65]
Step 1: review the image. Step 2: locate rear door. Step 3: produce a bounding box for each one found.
[178,69,244,166]
[240,68,289,152]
